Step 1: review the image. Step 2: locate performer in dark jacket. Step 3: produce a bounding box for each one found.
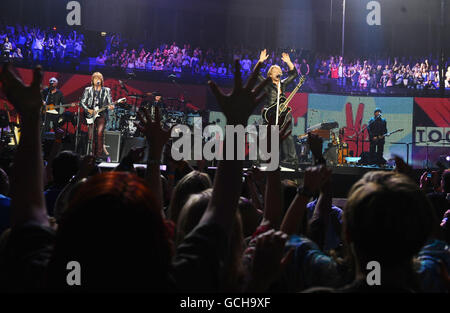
[367,108,387,165]
[41,77,65,133]
[256,49,299,164]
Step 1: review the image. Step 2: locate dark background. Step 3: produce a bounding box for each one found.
[0,0,449,58]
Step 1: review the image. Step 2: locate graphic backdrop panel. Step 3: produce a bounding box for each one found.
[307,94,413,163]
[413,98,450,168]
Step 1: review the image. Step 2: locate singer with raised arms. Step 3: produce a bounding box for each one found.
[255,49,299,165]
[80,72,126,159]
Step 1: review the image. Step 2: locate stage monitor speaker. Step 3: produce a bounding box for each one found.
[104,131,121,162]
[120,137,149,163]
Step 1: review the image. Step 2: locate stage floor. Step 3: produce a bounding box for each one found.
[98,162,393,198]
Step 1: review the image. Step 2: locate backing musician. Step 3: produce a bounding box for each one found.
[367,108,387,165]
[41,77,64,133]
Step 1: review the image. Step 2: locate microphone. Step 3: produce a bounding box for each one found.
[96,81,101,85]
[276,74,281,79]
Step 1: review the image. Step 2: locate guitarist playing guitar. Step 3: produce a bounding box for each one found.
[41,77,74,133]
[255,49,300,165]
[80,72,126,159]
[367,108,388,165]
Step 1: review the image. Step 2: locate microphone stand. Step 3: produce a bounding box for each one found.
[74,103,81,153]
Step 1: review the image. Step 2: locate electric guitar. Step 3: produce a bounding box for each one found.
[371,128,404,142]
[262,75,306,127]
[85,98,127,125]
[43,102,78,114]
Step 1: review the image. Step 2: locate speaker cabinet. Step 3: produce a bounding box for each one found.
[104,131,121,162]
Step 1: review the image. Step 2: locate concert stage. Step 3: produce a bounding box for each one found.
[98,162,393,199]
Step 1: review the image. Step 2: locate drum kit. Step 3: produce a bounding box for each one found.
[106,93,206,138]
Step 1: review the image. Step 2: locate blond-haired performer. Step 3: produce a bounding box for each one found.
[79,72,115,159]
[256,49,299,164]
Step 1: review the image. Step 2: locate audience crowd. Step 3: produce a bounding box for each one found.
[0,61,448,293]
[2,24,450,92]
[96,34,450,91]
[0,24,84,62]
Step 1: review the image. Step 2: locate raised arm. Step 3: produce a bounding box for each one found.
[261,119,292,229]
[281,53,299,87]
[308,169,333,249]
[280,166,330,236]
[199,60,269,233]
[254,49,269,83]
[137,106,172,213]
[0,64,48,227]
[281,53,295,71]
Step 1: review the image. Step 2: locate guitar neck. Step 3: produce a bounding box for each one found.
[96,100,119,112]
[281,76,306,107]
[46,103,76,108]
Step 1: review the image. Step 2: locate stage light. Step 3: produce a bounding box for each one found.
[53,26,57,31]
[446,156,450,162]
[101,32,107,37]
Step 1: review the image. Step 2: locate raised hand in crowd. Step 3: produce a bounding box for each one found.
[0,64,47,227]
[280,165,331,236]
[247,230,294,292]
[0,63,42,119]
[261,118,292,228]
[307,166,335,250]
[199,59,268,234]
[308,132,326,165]
[137,107,172,161]
[208,59,270,127]
[137,106,174,211]
[115,147,145,172]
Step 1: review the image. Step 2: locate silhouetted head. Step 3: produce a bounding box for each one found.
[47,172,172,291]
[344,171,434,270]
[52,151,80,187]
[168,170,212,224]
